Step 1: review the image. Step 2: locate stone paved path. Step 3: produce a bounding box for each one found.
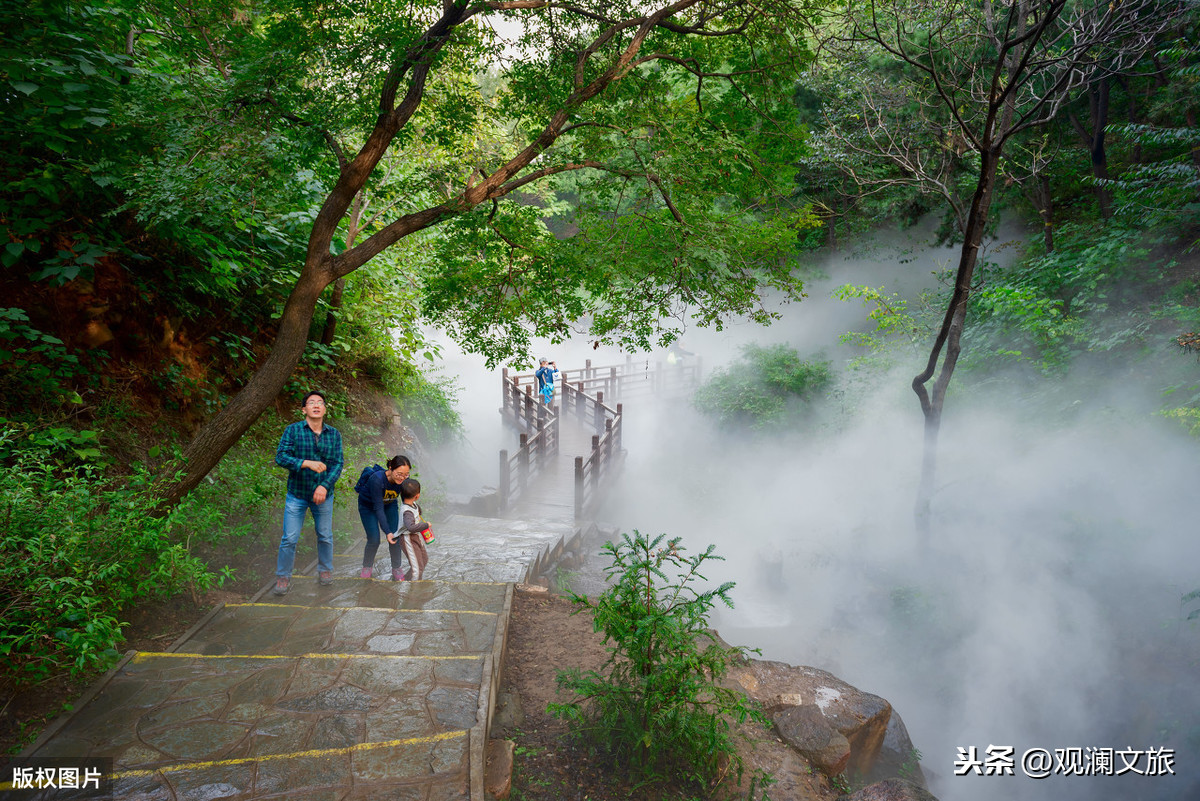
[24,511,580,801]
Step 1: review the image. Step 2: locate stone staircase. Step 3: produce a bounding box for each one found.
[23,512,585,800]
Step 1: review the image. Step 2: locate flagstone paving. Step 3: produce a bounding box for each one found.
[23,510,580,801]
[329,514,577,584]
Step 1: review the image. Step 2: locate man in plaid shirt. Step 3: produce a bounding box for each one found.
[273,390,344,595]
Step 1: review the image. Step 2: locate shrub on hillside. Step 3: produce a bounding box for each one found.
[0,448,212,684]
[694,343,832,429]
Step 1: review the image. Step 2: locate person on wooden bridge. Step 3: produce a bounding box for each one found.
[535,357,559,406]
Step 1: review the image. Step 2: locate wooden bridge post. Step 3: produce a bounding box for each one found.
[590,434,601,496]
[524,384,534,428]
[518,433,529,491]
[498,450,510,511]
[615,403,623,452]
[535,415,545,464]
[574,456,584,521]
[604,419,613,471]
[585,358,592,380]
[609,366,617,402]
[594,391,604,432]
[576,382,584,419]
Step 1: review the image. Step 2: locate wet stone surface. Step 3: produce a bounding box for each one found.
[263,576,509,615]
[34,653,481,772]
[181,603,498,658]
[333,513,573,584]
[28,516,575,800]
[94,737,470,801]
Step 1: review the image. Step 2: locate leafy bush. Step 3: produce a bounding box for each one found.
[0,449,213,684]
[0,308,92,409]
[694,343,832,429]
[551,532,765,791]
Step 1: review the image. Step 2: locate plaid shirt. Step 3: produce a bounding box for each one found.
[275,420,344,500]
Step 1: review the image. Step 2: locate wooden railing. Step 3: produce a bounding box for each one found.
[555,356,701,402]
[497,388,558,512]
[500,371,556,433]
[499,358,694,520]
[564,382,622,521]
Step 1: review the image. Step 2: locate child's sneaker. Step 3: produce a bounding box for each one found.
[359,567,373,579]
[392,568,405,582]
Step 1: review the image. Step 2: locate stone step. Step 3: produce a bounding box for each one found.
[23,514,586,800]
[31,650,487,785]
[177,602,501,658]
[105,733,472,800]
[330,514,579,584]
[254,575,509,615]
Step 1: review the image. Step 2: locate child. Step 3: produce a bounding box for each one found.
[387,478,431,581]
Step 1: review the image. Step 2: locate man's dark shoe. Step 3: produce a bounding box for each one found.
[272,577,290,596]
[318,571,333,586]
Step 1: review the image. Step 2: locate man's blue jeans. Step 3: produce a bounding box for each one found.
[277,492,335,578]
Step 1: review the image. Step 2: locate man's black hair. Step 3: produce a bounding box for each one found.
[302,390,327,406]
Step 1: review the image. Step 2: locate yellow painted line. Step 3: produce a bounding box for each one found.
[227,603,496,616]
[131,652,479,663]
[113,730,468,779]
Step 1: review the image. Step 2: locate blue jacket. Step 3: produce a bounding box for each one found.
[357,467,404,534]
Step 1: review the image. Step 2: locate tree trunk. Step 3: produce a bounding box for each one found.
[1036,173,1054,253]
[912,148,1000,539]
[319,278,346,346]
[163,263,333,505]
[1070,80,1113,219]
[320,193,365,346]
[1090,79,1112,219]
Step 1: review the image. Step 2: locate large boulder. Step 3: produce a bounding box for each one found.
[710,719,843,801]
[726,659,892,777]
[773,703,852,775]
[844,778,939,801]
[865,711,927,787]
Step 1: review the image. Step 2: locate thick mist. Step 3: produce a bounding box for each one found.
[423,222,1200,800]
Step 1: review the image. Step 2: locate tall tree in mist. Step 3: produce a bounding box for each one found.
[829,0,1178,536]
[153,0,815,503]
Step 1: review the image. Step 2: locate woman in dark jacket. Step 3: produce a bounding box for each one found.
[357,455,410,578]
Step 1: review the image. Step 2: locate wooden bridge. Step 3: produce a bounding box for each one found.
[496,357,702,523]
